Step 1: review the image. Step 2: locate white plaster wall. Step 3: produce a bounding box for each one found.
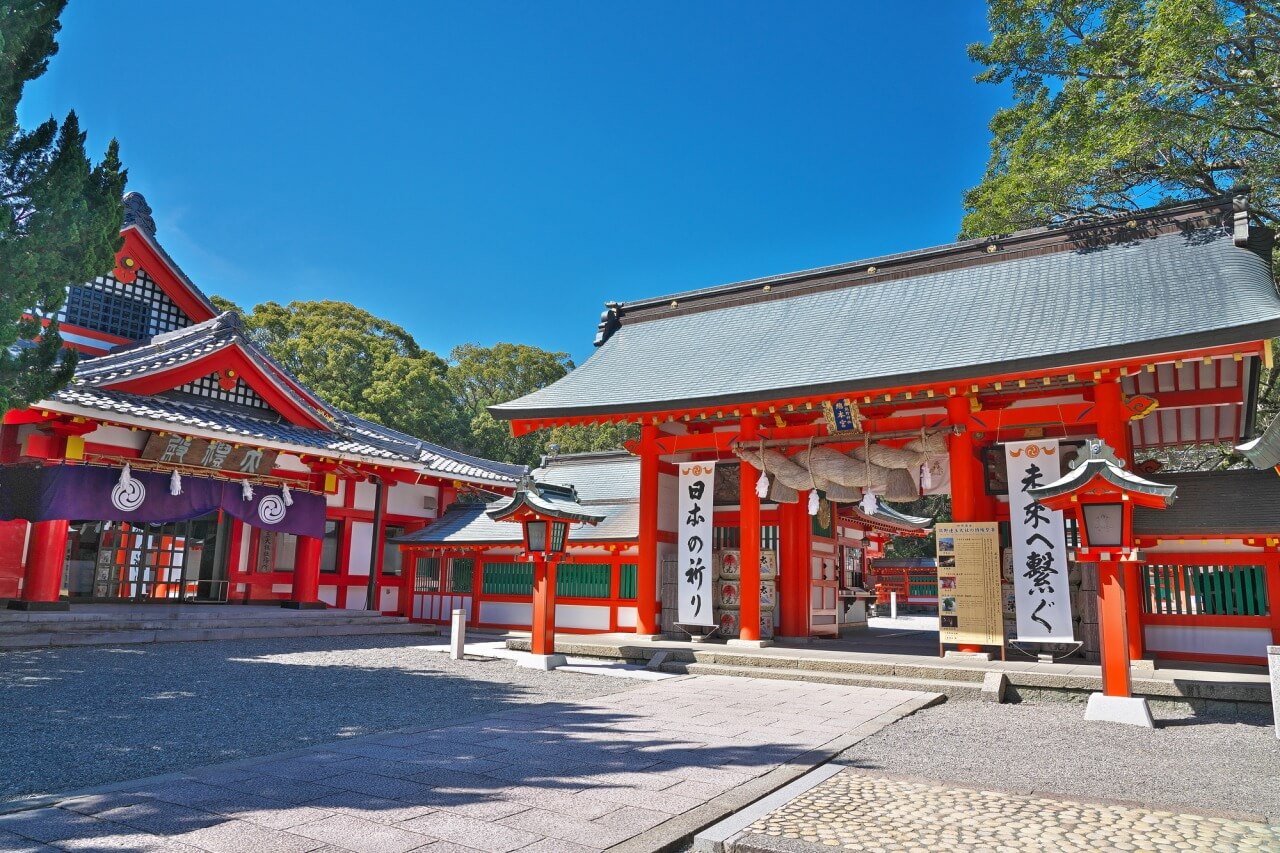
[1144,625,1271,658]
[345,587,368,610]
[270,584,292,594]
[387,482,439,519]
[84,424,147,452]
[325,481,346,508]
[319,585,339,606]
[555,604,611,631]
[481,601,533,626]
[354,481,378,512]
[347,521,373,574]
[617,606,637,629]
[380,586,399,611]
[657,472,678,532]
[273,453,309,473]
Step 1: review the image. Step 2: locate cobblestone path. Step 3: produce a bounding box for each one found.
[743,770,1280,852]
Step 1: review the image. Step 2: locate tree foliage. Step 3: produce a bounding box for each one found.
[216,299,635,467]
[965,0,1280,462]
[0,0,126,411]
[217,298,456,446]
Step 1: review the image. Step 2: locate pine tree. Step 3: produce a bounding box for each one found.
[0,0,126,411]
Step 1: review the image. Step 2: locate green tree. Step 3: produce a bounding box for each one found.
[1,0,126,411]
[446,342,574,466]
[217,298,457,446]
[447,342,638,467]
[965,0,1279,461]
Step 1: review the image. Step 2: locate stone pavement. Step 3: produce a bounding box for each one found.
[0,675,938,853]
[722,769,1280,852]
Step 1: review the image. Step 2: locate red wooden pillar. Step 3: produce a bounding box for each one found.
[9,520,70,611]
[738,416,762,642]
[946,396,980,522]
[530,556,557,655]
[1265,555,1280,647]
[946,396,985,652]
[1093,379,1145,661]
[778,498,810,638]
[284,534,325,609]
[399,547,416,618]
[1097,560,1133,696]
[470,553,485,627]
[636,424,660,635]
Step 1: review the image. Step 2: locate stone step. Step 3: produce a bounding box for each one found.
[691,650,990,683]
[0,620,437,650]
[0,614,411,635]
[667,661,986,698]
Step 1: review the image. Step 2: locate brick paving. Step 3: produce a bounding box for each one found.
[737,770,1280,852]
[0,676,931,852]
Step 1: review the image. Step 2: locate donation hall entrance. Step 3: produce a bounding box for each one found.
[62,513,231,602]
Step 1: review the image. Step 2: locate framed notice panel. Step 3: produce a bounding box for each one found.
[934,522,1004,651]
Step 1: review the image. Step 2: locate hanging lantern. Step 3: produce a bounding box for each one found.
[282,482,294,506]
[169,470,183,496]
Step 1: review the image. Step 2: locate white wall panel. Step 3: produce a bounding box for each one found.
[555,604,610,631]
[481,601,532,627]
[347,521,373,574]
[1144,625,1270,658]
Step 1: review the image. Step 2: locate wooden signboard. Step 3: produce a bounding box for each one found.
[935,521,1004,650]
[141,433,278,476]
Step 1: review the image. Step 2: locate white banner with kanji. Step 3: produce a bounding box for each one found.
[1005,440,1075,642]
[677,461,716,626]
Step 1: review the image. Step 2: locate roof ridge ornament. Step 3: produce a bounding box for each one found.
[122,192,157,236]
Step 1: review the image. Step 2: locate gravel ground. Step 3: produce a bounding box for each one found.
[0,635,638,803]
[841,697,1280,822]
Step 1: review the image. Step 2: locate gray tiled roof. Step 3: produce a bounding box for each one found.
[492,213,1280,420]
[531,450,639,504]
[399,451,641,545]
[1237,417,1280,470]
[396,501,638,546]
[1133,470,1280,536]
[42,313,523,485]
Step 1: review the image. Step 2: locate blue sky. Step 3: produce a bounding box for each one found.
[20,1,1007,365]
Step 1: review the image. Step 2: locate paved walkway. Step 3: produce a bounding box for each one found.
[0,676,936,853]
[725,769,1280,852]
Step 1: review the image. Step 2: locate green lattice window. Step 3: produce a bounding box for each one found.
[713,526,779,551]
[482,562,533,595]
[1143,563,1269,617]
[619,564,638,600]
[450,558,474,593]
[414,557,440,592]
[557,563,611,598]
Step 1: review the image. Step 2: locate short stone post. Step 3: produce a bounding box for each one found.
[450,608,466,661]
[890,590,898,620]
[1269,646,1280,739]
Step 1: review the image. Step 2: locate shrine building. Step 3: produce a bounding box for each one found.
[488,193,1280,667]
[0,193,524,613]
[394,449,930,636]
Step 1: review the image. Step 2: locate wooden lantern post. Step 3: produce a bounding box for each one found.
[486,477,605,670]
[1027,439,1176,728]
